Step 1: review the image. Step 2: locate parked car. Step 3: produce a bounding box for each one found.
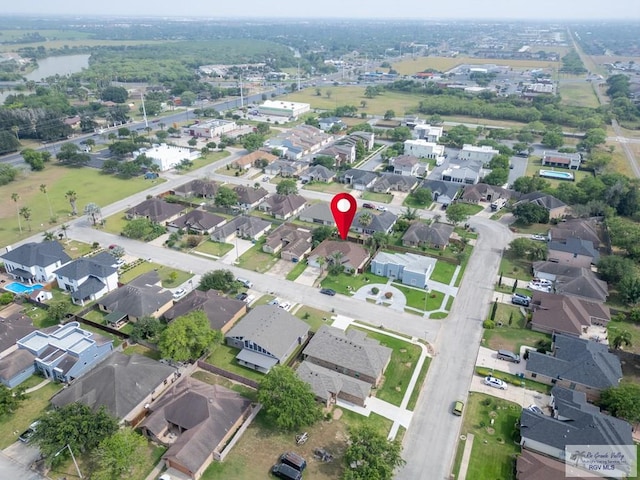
[376,205,387,211]
[237,278,253,288]
[278,302,292,311]
[271,462,302,480]
[362,203,375,209]
[527,405,544,415]
[511,295,530,307]
[235,292,248,301]
[320,288,336,296]
[18,421,39,443]
[172,288,186,300]
[483,376,508,390]
[452,401,464,416]
[513,292,531,302]
[497,349,521,363]
[531,234,547,241]
[280,452,307,472]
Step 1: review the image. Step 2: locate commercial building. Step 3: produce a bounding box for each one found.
[134,144,200,171]
[258,100,310,119]
[187,119,237,138]
[458,144,499,162]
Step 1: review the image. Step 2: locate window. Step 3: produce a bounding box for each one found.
[530,373,537,378]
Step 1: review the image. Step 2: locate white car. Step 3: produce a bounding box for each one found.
[531,234,547,241]
[483,376,508,390]
[278,301,292,311]
[172,288,186,299]
[528,283,552,293]
[527,405,544,415]
[376,205,387,211]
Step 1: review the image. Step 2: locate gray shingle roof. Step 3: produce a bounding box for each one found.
[517,192,566,210]
[1,241,70,268]
[0,348,36,382]
[352,210,398,233]
[211,215,271,240]
[233,185,269,205]
[308,240,370,270]
[297,360,371,403]
[172,179,219,197]
[402,222,453,246]
[98,272,173,318]
[302,164,335,180]
[373,174,418,191]
[168,210,225,231]
[341,169,378,186]
[126,198,184,223]
[0,311,36,354]
[530,291,610,336]
[548,237,599,263]
[260,194,306,217]
[526,334,622,389]
[50,352,177,419]
[299,203,334,224]
[54,256,116,281]
[163,290,246,330]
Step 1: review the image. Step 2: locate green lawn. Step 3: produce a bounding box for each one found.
[482,306,551,354]
[190,150,230,170]
[101,212,130,235]
[118,261,193,287]
[302,181,350,194]
[452,392,521,480]
[0,163,166,247]
[499,256,533,282]
[206,344,266,383]
[361,191,393,204]
[194,240,234,257]
[63,240,96,258]
[608,318,640,356]
[191,370,257,401]
[320,272,389,296]
[458,203,485,217]
[123,344,161,360]
[237,241,279,273]
[286,260,308,281]
[406,356,431,411]
[252,294,276,306]
[559,81,600,108]
[0,382,62,449]
[294,305,332,332]
[430,261,457,284]
[393,284,445,311]
[402,196,431,209]
[475,366,551,394]
[348,327,423,407]
[524,156,593,187]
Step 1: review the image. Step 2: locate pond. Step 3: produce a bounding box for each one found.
[24,54,90,82]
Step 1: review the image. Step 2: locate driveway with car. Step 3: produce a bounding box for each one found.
[476,346,527,375]
[469,375,551,409]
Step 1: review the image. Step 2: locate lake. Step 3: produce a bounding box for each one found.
[25,54,90,82]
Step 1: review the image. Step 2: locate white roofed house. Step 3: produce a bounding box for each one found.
[414,124,443,143]
[458,144,499,163]
[404,139,445,159]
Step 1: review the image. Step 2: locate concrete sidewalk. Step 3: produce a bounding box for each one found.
[457,433,475,480]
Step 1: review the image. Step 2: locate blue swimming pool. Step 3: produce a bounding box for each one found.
[4,282,45,294]
[539,169,574,181]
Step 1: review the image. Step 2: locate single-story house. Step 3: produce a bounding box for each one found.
[299,165,336,183]
[264,160,305,177]
[50,352,179,425]
[420,180,460,206]
[308,240,370,274]
[262,224,312,262]
[210,216,271,243]
[163,290,247,334]
[402,222,454,249]
[1,241,71,284]
[525,333,622,401]
[547,237,599,268]
[351,211,397,235]
[167,210,226,235]
[171,179,220,199]
[515,192,567,219]
[532,261,608,303]
[232,150,278,171]
[0,308,37,356]
[296,360,372,407]
[516,450,595,480]
[371,174,418,193]
[258,194,307,220]
[233,186,269,209]
[299,203,335,226]
[370,251,436,288]
[225,305,309,373]
[541,151,582,170]
[529,291,610,337]
[53,252,119,306]
[548,217,602,248]
[458,183,514,204]
[126,198,185,224]
[340,169,378,191]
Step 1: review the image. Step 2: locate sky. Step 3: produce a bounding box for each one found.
[6,0,640,20]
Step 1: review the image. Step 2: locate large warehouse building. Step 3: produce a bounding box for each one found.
[258,100,311,119]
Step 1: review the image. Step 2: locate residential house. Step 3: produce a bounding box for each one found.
[126,198,185,224]
[420,180,460,206]
[308,240,370,274]
[525,334,622,401]
[459,183,513,204]
[50,352,178,425]
[516,449,599,480]
[299,165,336,183]
[318,117,346,132]
[171,179,220,199]
[0,309,37,357]
[402,222,454,249]
[225,305,309,373]
[458,144,499,162]
[389,155,422,177]
[519,386,633,477]
[167,210,226,235]
[264,160,306,178]
[404,139,445,159]
[232,150,278,171]
[532,261,608,303]
[0,321,113,388]
[548,217,602,248]
[414,124,443,143]
[541,151,582,170]
[371,174,418,193]
[351,211,398,235]
[340,169,378,190]
[53,252,119,306]
[441,163,482,184]
[299,203,335,226]
[345,131,375,150]
[97,271,174,322]
[140,378,253,479]
[1,241,71,284]
[370,251,436,288]
[163,290,246,334]
[515,192,567,219]
[302,325,392,386]
[233,186,269,209]
[262,224,312,262]
[529,291,610,337]
[210,216,271,243]
[265,124,332,160]
[258,194,307,220]
[296,360,372,407]
[547,237,599,267]
[316,143,355,166]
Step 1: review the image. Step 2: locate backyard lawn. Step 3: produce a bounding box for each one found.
[608,318,640,355]
[294,305,333,332]
[482,305,551,354]
[237,241,279,273]
[430,261,457,284]
[452,392,521,480]
[206,344,265,383]
[118,261,194,287]
[320,272,389,296]
[361,191,393,204]
[194,240,234,257]
[123,344,161,360]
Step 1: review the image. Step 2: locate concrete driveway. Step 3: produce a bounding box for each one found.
[476,346,526,375]
[1,443,45,480]
[220,238,253,264]
[295,265,321,286]
[469,375,551,410]
[266,259,295,278]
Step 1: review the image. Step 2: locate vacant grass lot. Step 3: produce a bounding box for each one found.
[302,181,350,194]
[482,306,551,353]
[559,81,600,108]
[194,240,234,257]
[237,241,279,273]
[451,392,521,480]
[294,305,333,332]
[118,261,193,287]
[430,261,457,284]
[361,191,393,204]
[320,272,389,296]
[0,164,165,247]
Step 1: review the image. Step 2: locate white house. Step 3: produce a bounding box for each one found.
[1,241,71,284]
[187,119,237,138]
[414,124,443,143]
[134,144,200,171]
[459,144,499,162]
[404,139,445,160]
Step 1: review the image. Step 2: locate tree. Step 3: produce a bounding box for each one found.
[43,231,55,241]
[343,423,405,480]
[199,269,235,291]
[611,330,632,350]
[47,299,70,323]
[600,383,640,423]
[93,428,147,480]
[542,130,564,149]
[619,274,640,305]
[483,168,509,186]
[0,163,18,186]
[410,188,432,206]
[31,403,118,460]
[11,193,21,233]
[512,176,549,194]
[22,148,46,171]
[402,207,419,221]
[40,184,54,219]
[389,126,412,142]
[158,311,220,361]
[57,143,90,167]
[214,186,239,207]
[0,130,21,155]
[0,384,25,416]
[445,203,470,225]
[100,86,129,103]
[384,109,396,120]
[513,202,549,225]
[357,212,373,230]
[84,202,102,225]
[312,155,336,169]
[276,179,298,195]
[257,365,322,431]
[369,231,390,250]
[65,190,78,216]
[327,251,345,275]
[19,206,32,232]
[312,226,335,246]
[129,316,165,343]
[187,137,198,147]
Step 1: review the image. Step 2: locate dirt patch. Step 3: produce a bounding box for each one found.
[613,350,640,383]
[332,408,343,421]
[486,427,495,435]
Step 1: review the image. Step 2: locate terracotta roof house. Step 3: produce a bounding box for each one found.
[390,155,421,177]
[53,252,119,306]
[1,241,71,284]
[167,210,226,235]
[225,305,309,373]
[297,360,372,407]
[529,291,610,336]
[140,378,253,480]
[519,387,633,477]
[232,150,278,170]
[351,211,397,235]
[541,151,582,170]
[532,261,608,303]
[233,186,268,209]
[299,165,336,183]
[299,203,335,226]
[420,180,460,206]
[163,290,246,334]
[262,224,312,262]
[459,183,513,204]
[258,194,307,220]
[402,222,454,249]
[371,174,418,193]
[50,352,178,425]
[302,325,392,387]
[525,334,622,401]
[547,237,599,268]
[126,198,185,224]
[308,240,370,274]
[515,192,567,219]
[171,179,220,199]
[210,216,271,243]
[548,217,602,248]
[97,271,174,322]
[340,169,378,191]
[516,450,594,480]
[0,321,113,388]
[370,251,436,288]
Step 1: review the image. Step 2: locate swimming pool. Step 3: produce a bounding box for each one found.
[539,169,574,181]
[4,282,45,295]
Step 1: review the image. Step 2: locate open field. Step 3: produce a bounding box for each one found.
[392,56,560,75]
[0,163,165,247]
[303,182,350,194]
[558,81,600,108]
[237,241,279,273]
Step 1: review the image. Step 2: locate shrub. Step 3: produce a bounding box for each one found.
[384,291,393,299]
[483,319,496,329]
[371,287,380,294]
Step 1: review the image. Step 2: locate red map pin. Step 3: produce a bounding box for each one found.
[330,193,358,240]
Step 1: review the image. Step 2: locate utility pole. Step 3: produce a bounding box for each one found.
[297,61,301,91]
[140,92,148,128]
[240,73,244,108]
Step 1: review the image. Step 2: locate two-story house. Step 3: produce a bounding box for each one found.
[53,252,119,306]
[1,241,71,284]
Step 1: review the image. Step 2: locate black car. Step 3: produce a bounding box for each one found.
[235,292,248,301]
[362,203,375,209]
[271,462,302,480]
[320,288,336,296]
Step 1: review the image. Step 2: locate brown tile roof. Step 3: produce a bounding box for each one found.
[163,290,246,330]
[530,291,610,336]
[309,240,370,271]
[233,150,278,168]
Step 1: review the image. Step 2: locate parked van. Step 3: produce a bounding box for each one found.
[497,349,521,364]
[237,278,253,288]
[280,452,307,472]
[490,198,507,211]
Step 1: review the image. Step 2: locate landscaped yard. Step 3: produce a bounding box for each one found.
[237,241,279,273]
[499,256,533,282]
[117,261,194,287]
[63,240,97,258]
[393,284,445,312]
[361,191,393,204]
[206,344,266,383]
[430,261,457,284]
[320,272,389,296]
[100,211,130,235]
[285,260,308,281]
[482,305,551,354]
[123,344,161,360]
[190,150,230,170]
[194,240,234,257]
[191,370,257,402]
[294,305,333,332]
[402,195,431,209]
[608,318,640,355]
[451,392,521,480]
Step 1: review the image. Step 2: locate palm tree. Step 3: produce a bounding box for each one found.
[11,193,22,233]
[158,122,166,131]
[357,212,373,233]
[11,125,20,140]
[326,251,344,275]
[19,206,32,232]
[317,256,326,274]
[40,184,54,219]
[43,231,55,241]
[611,330,632,350]
[60,224,69,242]
[402,207,419,221]
[65,190,78,216]
[83,203,102,225]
